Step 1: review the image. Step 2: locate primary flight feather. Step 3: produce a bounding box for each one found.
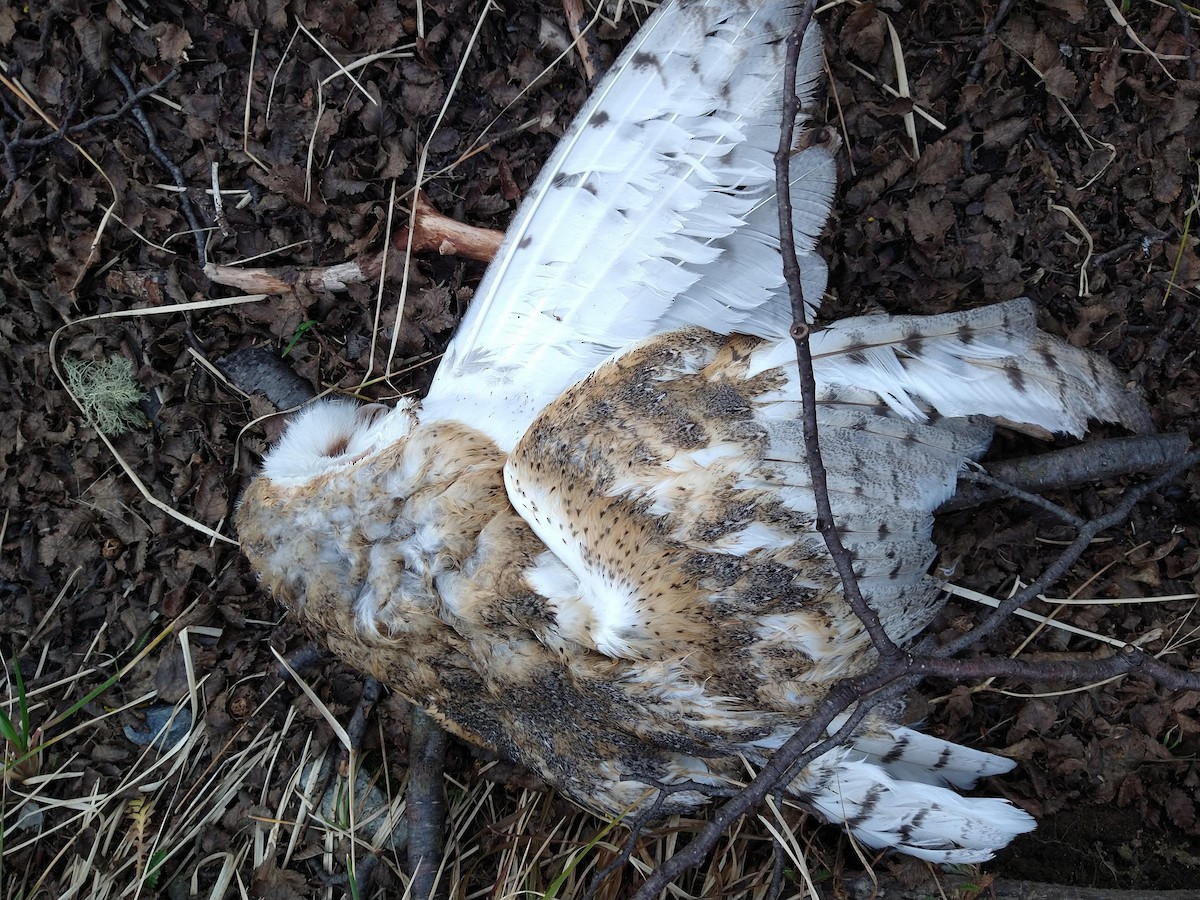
[238,0,1150,862]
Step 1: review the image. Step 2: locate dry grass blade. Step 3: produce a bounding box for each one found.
[0,618,290,900]
[271,648,351,750]
[944,583,1147,650]
[1103,0,1176,78]
[883,14,920,159]
[1048,200,1095,297]
[242,28,268,172]
[381,0,495,383]
[365,177,403,389]
[295,20,377,104]
[1004,44,1118,189]
[842,61,947,131]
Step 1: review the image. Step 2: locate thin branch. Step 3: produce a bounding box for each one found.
[346,676,381,755]
[109,63,208,267]
[954,467,1088,527]
[633,674,916,900]
[583,792,670,900]
[967,0,1018,86]
[941,433,1190,513]
[767,829,787,900]
[204,191,502,294]
[775,0,899,664]
[4,68,178,150]
[964,0,1018,174]
[631,5,1198,897]
[914,645,1200,691]
[1170,0,1196,80]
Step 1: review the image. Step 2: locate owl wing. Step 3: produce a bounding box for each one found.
[420,0,836,451]
[501,302,1151,675]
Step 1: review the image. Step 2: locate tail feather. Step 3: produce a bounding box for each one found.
[1022,332,1155,436]
[796,752,1035,863]
[851,725,1016,789]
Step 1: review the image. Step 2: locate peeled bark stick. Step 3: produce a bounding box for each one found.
[204,192,503,295]
[395,191,504,261]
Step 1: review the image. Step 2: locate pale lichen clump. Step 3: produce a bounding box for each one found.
[63,355,147,435]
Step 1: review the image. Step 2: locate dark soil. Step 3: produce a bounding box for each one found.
[1,1,1197,897]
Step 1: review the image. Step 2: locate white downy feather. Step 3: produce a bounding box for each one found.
[422,0,836,450]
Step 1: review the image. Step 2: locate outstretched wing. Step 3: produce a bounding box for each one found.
[421,0,836,450]
[501,303,1150,693]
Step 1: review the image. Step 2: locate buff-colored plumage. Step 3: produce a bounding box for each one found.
[237,0,1151,862]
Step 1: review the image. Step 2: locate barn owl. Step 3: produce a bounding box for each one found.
[237,0,1151,862]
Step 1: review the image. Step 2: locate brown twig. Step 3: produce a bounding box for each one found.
[766,820,788,900]
[274,642,325,676]
[0,67,179,205]
[345,676,380,759]
[778,2,900,666]
[204,192,503,295]
[963,0,1018,174]
[583,792,670,900]
[967,0,1018,87]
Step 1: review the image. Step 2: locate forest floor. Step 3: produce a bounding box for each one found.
[1,1,1198,898]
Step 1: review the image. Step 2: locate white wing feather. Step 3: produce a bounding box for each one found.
[747,299,1153,436]
[422,0,836,450]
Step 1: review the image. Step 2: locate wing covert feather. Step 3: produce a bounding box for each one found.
[502,329,968,678]
[502,303,1149,669]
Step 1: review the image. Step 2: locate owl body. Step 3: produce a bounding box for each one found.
[238,0,1151,862]
[239,311,1139,859]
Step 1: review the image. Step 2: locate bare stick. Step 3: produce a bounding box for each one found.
[775,1,899,663]
[562,0,601,83]
[346,676,380,758]
[204,192,503,294]
[941,433,1190,513]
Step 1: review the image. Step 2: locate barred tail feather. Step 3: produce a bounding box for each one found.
[1023,331,1155,436]
[850,725,1018,789]
[796,751,1035,863]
